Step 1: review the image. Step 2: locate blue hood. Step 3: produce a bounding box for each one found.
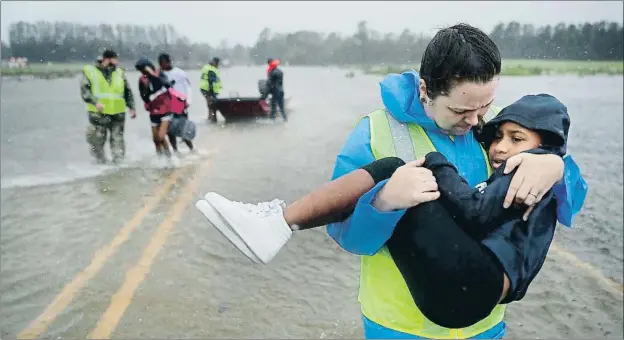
[380,70,440,131]
[378,69,491,191]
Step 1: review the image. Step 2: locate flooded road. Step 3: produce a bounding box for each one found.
[1,67,622,339]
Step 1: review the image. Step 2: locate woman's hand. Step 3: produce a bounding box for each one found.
[372,158,440,212]
[503,153,564,220]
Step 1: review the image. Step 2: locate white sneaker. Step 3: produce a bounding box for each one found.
[198,192,293,264]
[195,200,261,264]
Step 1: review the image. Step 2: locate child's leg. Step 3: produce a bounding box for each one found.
[284,157,405,230]
[195,157,406,264]
[387,201,507,329]
[282,168,374,230]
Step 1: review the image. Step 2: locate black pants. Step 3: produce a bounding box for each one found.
[270,91,287,120]
[360,157,505,329]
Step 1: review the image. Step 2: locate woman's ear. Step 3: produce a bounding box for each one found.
[418,79,433,105]
[418,79,427,102]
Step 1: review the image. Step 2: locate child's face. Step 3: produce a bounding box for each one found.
[488,122,542,169]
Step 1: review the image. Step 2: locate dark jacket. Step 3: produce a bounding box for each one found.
[424,149,555,303]
[138,73,172,105]
[267,67,284,95]
[207,70,218,96]
[424,93,571,303]
[135,58,173,106]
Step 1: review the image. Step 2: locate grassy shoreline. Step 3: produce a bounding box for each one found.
[362,59,623,77]
[2,59,622,79]
[0,63,204,79]
[0,63,85,79]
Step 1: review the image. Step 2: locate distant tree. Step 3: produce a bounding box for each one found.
[1,40,11,59]
[5,20,622,66]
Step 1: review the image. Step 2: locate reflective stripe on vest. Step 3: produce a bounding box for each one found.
[84,65,126,115]
[199,64,222,93]
[360,106,503,339]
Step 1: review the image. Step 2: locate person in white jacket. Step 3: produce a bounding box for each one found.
[159,53,194,153]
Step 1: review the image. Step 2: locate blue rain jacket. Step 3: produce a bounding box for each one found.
[326,70,588,256]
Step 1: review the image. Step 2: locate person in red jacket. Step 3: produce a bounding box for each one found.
[136,58,175,158]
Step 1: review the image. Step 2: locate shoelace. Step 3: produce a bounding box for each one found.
[232,199,285,217]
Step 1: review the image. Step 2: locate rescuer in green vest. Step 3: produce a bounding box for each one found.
[80,49,136,164]
[199,57,222,123]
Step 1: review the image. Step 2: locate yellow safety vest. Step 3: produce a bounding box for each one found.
[360,106,504,339]
[83,65,126,115]
[199,64,222,94]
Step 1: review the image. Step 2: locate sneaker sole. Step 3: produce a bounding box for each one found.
[204,192,291,264]
[195,200,261,264]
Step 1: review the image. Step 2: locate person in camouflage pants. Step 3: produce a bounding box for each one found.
[81,49,136,164]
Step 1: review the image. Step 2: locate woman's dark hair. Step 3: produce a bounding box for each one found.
[419,23,501,99]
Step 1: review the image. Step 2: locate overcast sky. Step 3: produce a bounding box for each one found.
[2,1,623,46]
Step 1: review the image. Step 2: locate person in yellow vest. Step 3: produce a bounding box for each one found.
[196,93,586,332]
[195,23,588,339]
[323,24,585,339]
[81,49,136,164]
[199,57,222,123]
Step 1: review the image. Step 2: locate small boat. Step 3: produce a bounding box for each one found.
[213,97,270,119]
[213,80,290,121]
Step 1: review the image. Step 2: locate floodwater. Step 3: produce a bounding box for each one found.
[1,67,622,339]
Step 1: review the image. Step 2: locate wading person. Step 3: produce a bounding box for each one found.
[196,23,587,339]
[81,49,136,164]
[198,93,585,332]
[262,58,287,121]
[158,53,195,154]
[136,58,174,160]
[199,57,222,123]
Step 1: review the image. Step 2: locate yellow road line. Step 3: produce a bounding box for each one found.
[17,168,185,340]
[87,160,211,339]
[550,243,623,293]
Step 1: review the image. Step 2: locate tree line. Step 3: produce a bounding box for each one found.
[2,20,622,66]
[2,21,250,66]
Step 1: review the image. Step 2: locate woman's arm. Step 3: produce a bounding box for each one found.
[552,155,587,227]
